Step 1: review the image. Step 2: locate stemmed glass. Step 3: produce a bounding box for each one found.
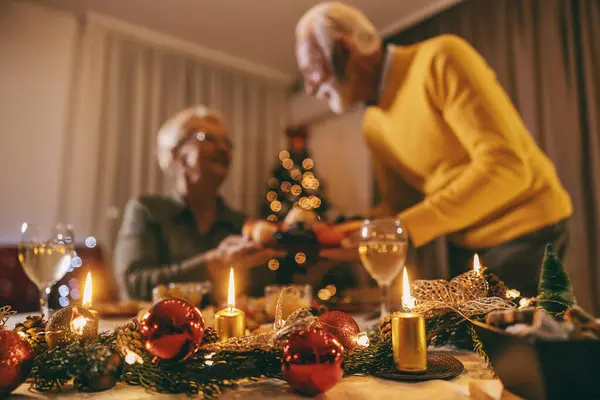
[358,218,408,319]
[18,223,75,317]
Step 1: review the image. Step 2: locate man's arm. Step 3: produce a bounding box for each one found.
[113,199,213,300]
[399,36,531,247]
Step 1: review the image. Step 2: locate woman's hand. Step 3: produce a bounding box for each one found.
[210,235,284,270]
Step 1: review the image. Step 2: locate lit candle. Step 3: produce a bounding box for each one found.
[214,268,246,341]
[392,267,427,373]
[82,271,99,322]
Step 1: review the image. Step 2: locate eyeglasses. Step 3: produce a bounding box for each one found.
[174,130,234,153]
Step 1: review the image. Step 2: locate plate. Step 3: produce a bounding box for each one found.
[376,352,464,382]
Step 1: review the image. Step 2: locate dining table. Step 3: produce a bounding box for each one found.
[5,313,521,400]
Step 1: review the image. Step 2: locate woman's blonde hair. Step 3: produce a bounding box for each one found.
[156,105,227,171]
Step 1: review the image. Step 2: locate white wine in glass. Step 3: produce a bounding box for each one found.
[358,218,408,319]
[18,223,74,317]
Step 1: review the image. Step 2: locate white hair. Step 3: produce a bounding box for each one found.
[156,105,227,171]
[296,2,381,62]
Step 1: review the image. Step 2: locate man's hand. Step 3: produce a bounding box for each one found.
[211,235,284,270]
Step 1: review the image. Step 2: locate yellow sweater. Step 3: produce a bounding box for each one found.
[364,35,572,249]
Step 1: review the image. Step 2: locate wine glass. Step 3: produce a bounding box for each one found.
[358,218,408,319]
[18,223,75,317]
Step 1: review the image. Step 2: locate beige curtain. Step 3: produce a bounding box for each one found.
[387,0,600,313]
[59,21,287,257]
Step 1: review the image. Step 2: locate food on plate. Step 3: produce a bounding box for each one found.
[251,221,278,243]
[283,209,319,230]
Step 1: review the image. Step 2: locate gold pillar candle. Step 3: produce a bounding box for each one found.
[392,312,427,372]
[215,268,246,341]
[392,267,427,373]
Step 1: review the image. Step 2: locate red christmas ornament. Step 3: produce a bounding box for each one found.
[140,299,205,361]
[0,330,34,397]
[281,329,344,396]
[318,311,360,351]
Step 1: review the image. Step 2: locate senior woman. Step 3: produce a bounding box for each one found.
[114,106,280,301]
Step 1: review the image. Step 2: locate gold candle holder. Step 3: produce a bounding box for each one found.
[392,312,427,373]
[392,267,427,373]
[215,268,246,341]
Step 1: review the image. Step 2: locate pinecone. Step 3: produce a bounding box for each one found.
[13,314,48,353]
[115,318,144,359]
[379,315,393,341]
[201,326,219,345]
[486,273,508,298]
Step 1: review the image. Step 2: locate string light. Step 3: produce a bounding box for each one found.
[270,201,282,212]
[279,150,290,161]
[281,181,291,192]
[282,159,294,169]
[266,191,277,201]
[302,171,314,179]
[268,178,279,188]
[318,288,332,301]
[267,214,278,222]
[291,185,302,196]
[268,259,280,271]
[326,284,337,296]
[290,169,302,181]
[302,158,314,169]
[294,252,307,264]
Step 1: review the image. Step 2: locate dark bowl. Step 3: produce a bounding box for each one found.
[471,320,600,400]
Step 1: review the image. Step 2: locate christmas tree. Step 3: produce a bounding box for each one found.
[261,126,330,222]
[537,244,575,316]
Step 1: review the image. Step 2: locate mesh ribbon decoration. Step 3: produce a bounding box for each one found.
[200,286,318,353]
[0,305,16,328]
[411,270,514,319]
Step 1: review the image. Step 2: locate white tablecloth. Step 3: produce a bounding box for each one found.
[6,314,519,400]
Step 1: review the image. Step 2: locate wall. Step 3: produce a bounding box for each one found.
[288,94,372,216]
[0,1,79,242]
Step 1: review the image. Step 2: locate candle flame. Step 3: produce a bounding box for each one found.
[473,254,481,273]
[70,307,88,335]
[82,271,92,308]
[401,267,416,311]
[227,268,235,309]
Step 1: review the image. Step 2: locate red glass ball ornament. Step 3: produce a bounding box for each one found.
[140,298,205,361]
[281,329,344,396]
[318,311,360,351]
[0,330,34,397]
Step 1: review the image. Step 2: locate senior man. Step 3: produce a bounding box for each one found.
[296,2,572,296]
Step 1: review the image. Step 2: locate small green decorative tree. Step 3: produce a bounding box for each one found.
[536,244,575,316]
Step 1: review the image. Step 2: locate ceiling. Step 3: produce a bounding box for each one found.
[44,0,459,78]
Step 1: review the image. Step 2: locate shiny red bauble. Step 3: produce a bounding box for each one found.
[281,329,344,396]
[318,311,360,351]
[140,298,205,361]
[0,330,34,397]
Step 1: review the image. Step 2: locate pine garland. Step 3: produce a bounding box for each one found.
[31,331,117,391]
[468,324,494,376]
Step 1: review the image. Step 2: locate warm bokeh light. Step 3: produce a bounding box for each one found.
[302,158,314,169]
[295,252,307,264]
[268,259,280,271]
[290,169,302,181]
[70,307,88,335]
[291,185,302,196]
[318,288,331,301]
[266,191,277,201]
[268,178,279,188]
[281,181,292,192]
[267,214,278,222]
[279,150,290,161]
[270,200,282,212]
[282,158,294,169]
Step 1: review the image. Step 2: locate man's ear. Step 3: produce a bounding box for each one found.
[331,34,351,79]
